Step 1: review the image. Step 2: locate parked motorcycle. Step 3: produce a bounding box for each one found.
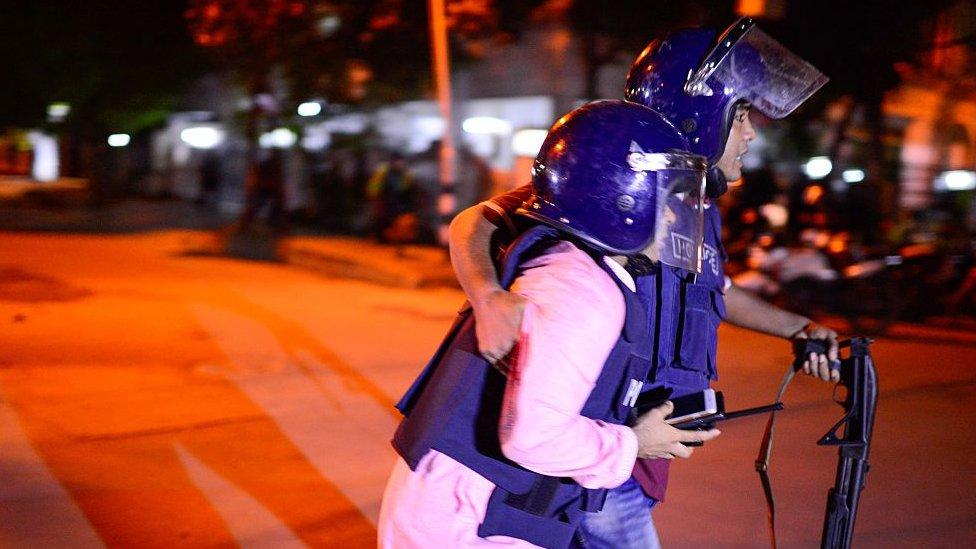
[733,229,901,335]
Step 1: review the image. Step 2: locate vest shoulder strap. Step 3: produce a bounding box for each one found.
[499,224,647,345]
[497,224,564,289]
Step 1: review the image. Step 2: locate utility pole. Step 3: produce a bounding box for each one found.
[428,0,456,245]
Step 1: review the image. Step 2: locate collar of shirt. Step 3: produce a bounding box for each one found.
[603,256,636,293]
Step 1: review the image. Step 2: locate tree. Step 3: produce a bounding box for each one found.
[772,0,955,217]
[0,2,206,136]
[567,0,735,100]
[184,0,523,108]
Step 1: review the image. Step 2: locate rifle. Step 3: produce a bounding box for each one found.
[756,337,878,549]
[816,337,878,549]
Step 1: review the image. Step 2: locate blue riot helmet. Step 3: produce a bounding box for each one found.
[625,18,828,165]
[521,100,709,272]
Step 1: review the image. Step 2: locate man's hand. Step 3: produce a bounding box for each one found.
[792,322,840,382]
[631,402,721,460]
[472,289,527,368]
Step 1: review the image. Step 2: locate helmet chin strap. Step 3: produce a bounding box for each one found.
[706,167,728,199]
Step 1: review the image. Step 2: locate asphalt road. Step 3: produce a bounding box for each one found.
[1,230,974,548]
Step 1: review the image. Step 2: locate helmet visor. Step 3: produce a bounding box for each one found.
[654,168,706,272]
[689,21,828,119]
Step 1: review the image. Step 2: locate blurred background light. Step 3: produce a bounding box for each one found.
[511,129,548,157]
[28,130,59,181]
[259,127,298,149]
[297,102,322,117]
[803,156,832,179]
[107,134,131,147]
[301,130,331,151]
[322,113,369,134]
[180,126,225,149]
[462,116,512,134]
[935,169,976,191]
[842,168,866,183]
[803,184,825,204]
[46,102,71,122]
[759,203,789,228]
[413,116,446,137]
[316,14,341,36]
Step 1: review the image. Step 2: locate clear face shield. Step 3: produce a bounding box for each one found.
[627,150,708,272]
[685,19,828,119]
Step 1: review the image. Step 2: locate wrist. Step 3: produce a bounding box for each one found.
[784,317,812,339]
[471,285,505,308]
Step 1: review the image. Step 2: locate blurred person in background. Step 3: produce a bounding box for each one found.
[238,148,287,233]
[842,174,884,246]
[448,18,840,548]
[367,152,416,243]
[196,150,222,209]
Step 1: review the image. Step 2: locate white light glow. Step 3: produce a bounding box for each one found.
[414,116,446,137]
[301,132,331,151]
[759,203,789,228]
[259,128,298,149]
[803,156,832,179]
[107,134,131,147]
[47,102,71,121]
[842,169,865,183]
[936,170,976,191]
[180,126,225,150]
[316,14,341,36]
[512,129,548,157]
[323,114,368,134]
[297,102,322,117]
[462,116,512,134]
[28,131,59,182]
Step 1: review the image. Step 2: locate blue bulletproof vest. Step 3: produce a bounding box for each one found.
[392,225,652,549]
[638,204,727,395]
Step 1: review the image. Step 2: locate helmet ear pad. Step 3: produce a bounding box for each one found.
[706,167,728,199]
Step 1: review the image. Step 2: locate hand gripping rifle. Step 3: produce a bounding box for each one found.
[756,337,878,549]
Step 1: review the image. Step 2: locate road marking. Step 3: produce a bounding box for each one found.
[175,443,305,548]
[0,381,104,548]
[191,303,399,525]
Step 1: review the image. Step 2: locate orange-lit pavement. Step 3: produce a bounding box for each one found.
[1,230,974,548]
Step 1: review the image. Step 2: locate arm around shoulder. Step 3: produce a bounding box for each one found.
[448,204,527,362]
[448,204,502,302]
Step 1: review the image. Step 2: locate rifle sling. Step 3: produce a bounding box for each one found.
[755,365,797,549]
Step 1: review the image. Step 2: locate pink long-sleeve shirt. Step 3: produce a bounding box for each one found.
[379,241,639,548]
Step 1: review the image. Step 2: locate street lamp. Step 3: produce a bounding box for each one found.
[803,156,832,179]
[259,128,298,149]
[180,127,225,150]
[107,134,131,148]
[842,169,865,183]
[297,102,322,117]
[47,102,70,123]
[935,170,976,191]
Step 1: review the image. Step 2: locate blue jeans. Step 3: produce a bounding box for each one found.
[577,477,661,549]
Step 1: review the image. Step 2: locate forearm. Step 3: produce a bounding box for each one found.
[726,284,841,381]
[724,283,809,339]
[448,205,503,304]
